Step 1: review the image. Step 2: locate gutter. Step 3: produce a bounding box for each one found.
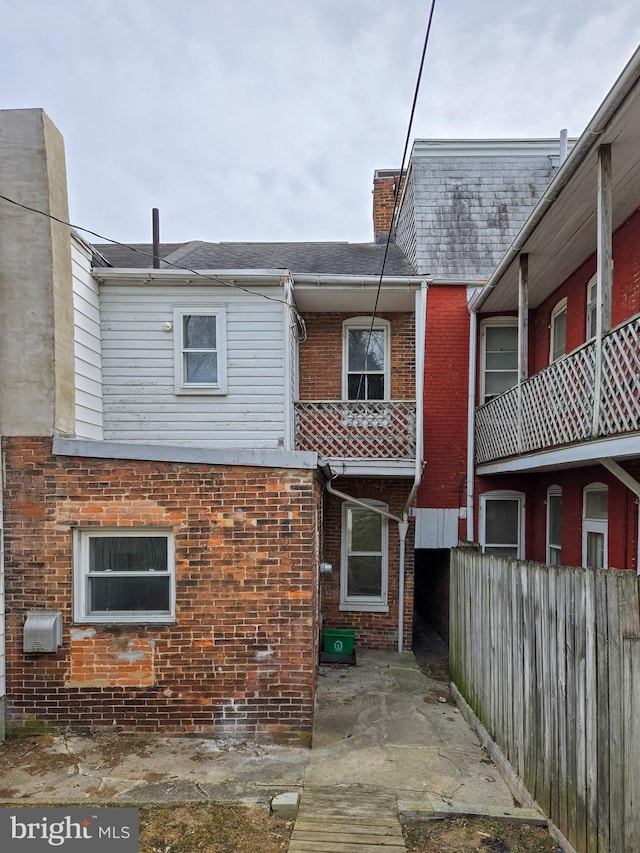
[292,274,425,287]
[469,44,640,314]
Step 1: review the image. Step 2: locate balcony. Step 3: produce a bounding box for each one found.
[294,400,417,468]
[475,314,640,464]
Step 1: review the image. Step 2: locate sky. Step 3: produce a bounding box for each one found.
[1,0,639,246]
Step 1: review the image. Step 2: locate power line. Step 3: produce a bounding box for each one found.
[339,0,437,471]
[0,192,307,338]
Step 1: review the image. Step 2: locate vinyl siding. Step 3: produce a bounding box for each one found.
[72,237,104,439]
[100,284,289,448]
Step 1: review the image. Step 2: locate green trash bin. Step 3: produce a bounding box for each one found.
[322,629,355,656]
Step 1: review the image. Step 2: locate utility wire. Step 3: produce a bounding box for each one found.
[0,192,307,339]
[340,0,437,470]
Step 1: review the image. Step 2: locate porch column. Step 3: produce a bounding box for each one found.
[592,144,613,436]
[517,253,529,453]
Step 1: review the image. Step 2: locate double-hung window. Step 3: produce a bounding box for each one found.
[582,483,608,569]
[174,307,227,394]
[550,298,567,363]
[340,500,388,612]
[480,319,518,403]
[74,529,175,623]
[343,318,390,400]
[479,491,525,559]
[546,486,562,565]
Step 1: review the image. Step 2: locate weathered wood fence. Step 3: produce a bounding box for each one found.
[450,547,640,853]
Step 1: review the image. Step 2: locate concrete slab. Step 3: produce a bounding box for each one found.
[0,645,517,816]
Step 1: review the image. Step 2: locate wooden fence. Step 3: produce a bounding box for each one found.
[450,547,640,853]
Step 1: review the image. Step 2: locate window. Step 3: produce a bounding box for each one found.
[582,483,608,569]
[547,486,562,565]
[480,319,518,403]
[74,529,175,623]
[343,318,390,400]
[586,275,597,340]
[340,500,388,611]
[550,298,567,363]
[174,308,227,394]
[479,491,525,559]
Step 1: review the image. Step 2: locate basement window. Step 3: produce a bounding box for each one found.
[174,307,227,394]
[74,529,175,623]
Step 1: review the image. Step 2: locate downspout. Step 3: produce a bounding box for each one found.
[466,307,478,542]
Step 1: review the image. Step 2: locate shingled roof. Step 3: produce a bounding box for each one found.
[93,240,417,277]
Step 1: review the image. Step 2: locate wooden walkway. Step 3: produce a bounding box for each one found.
[288,788,406,853]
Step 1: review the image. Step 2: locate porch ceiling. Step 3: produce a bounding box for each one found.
[477,50,640,313]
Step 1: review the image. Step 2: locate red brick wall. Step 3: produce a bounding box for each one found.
[2,437,321,744]
[298,312,415,401]
[476,467,637,571]
[319,478,415,651]
[373,172,404,240]
[418,286,470,539]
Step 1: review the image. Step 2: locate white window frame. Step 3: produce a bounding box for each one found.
[546,485,562,565]
[339,499,389,612]
[586,274,597,341]
[74,528,175,623]
[173,307,228,395]
[549,297,568,363]
[479,490,525,559]
[582,482,608,569]
[479,317,518,404]
[342,317,391,401]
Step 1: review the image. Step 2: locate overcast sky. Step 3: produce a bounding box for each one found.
[1,1,639,245]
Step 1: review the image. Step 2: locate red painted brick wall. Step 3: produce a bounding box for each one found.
[319,478,415,651]
[418,286,470,536]
[3,437,321,743]
[476,467,637,571]
[298,312,415,401]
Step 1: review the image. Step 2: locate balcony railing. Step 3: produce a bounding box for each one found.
[476,314,640,464]
[294,400,416,460]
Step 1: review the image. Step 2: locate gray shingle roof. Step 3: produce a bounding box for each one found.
[93,240,416,277]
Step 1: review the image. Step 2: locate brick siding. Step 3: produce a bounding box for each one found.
[2,436,320,743]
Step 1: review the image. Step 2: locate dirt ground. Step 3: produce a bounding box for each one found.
[133,804,561,852]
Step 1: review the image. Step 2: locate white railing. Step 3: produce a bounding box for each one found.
[294,400,416,460]
[476,315,640,463]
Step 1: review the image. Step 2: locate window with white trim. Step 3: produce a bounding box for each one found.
[340,500,388,611]
[174,307,227,394]
[479,491,525,559]
[480,318,518,403]
[550,298,567,363]
[582,483,608,569]
[74,529,175,623]
[586,275,597,341]
[343,318,390,400]
[546,485,562,565]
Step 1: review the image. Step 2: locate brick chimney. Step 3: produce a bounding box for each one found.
[372,169,404,243]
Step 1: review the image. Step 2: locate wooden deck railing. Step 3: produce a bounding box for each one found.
[476,314,640,463]
[294,400,416,460]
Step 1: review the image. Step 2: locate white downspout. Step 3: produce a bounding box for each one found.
[466,306,478,542]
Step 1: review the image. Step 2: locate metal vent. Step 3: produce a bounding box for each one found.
[23,611,63,654]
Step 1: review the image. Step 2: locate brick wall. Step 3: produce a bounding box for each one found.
[2,436,320,744]
[373,171,404,241]
[319,478,415,651]
[298,312,415,400]
[476,467,637,571]
[418,285,470,537]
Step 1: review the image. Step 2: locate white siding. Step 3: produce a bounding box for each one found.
[72,237,103,439]
[414,508,459,549]
[100,284,289,448]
